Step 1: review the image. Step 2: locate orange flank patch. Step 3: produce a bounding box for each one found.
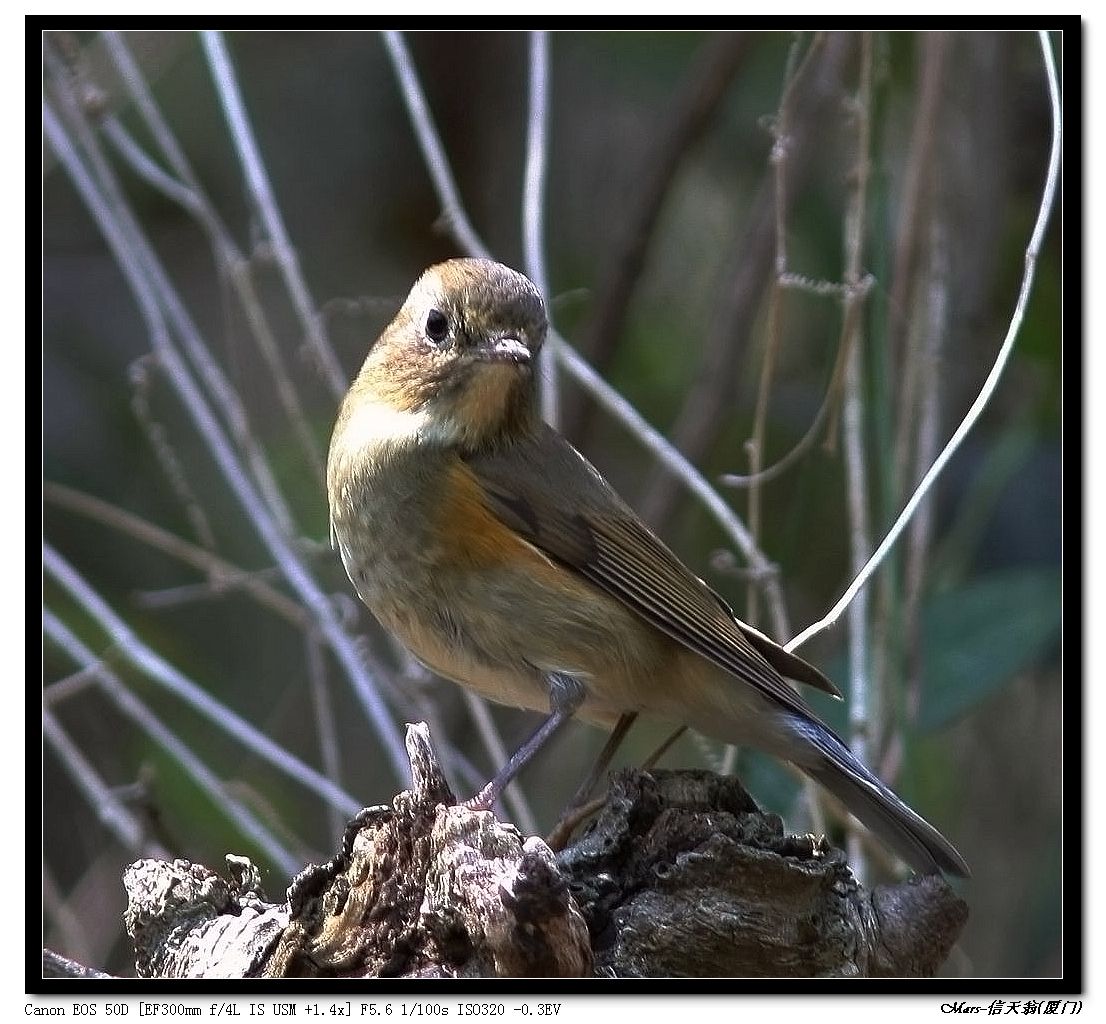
[439,461,548,570]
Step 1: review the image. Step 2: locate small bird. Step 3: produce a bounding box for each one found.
[327,258,969,878]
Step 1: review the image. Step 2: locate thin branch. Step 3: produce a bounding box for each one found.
[42,948,118,981]
[787,30,1062,653]
[636,180,774,528]
[728,33,841,812]
[744,283,779,627]
[101,32,198,189]
[43,481,310,627]
[881,36,948,759]
[200,31,347,398]
[42,869,94,970]
[638,32,853,533]
[128,354,219,551]
[873,82,947,766]
[521,32,552,287]
[567,32,750,439]
[547,712,638,851]
[380,31,491,260]
[305,631,345,842]
[43,707,161,857]
[901,214,949,729]
[887,30,949,412]
[887,33,950,525]
[841,31,875,883]
[43,665,101,706]
[523,30,559,429]
[744,32,806,630]
[771,33,811,275]
[100,117,205,215]
[719,275,871,490]
[44,612,303,876]
[133,578,267,611]
[724,34,809,775]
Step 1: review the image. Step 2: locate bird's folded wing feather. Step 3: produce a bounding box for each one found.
[463,426,840,709]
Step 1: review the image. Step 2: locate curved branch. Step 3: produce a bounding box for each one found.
[787,30,1062,653]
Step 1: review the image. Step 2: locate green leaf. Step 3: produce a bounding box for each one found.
[918,567,1061,732]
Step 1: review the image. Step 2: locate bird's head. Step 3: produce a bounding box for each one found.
[349,258,547,451]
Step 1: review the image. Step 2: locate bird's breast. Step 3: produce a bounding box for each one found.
[328,444,674,715]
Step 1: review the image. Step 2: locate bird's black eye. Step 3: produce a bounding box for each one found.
[425,309,449,343]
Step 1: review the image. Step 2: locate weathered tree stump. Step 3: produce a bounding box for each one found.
[122,722,967,978]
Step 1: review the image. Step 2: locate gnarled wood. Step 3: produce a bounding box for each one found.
[123,722,966,978]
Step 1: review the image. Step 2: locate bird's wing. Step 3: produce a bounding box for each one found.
[463,426,840,705]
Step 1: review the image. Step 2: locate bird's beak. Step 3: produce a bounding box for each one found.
[473,335,531,365]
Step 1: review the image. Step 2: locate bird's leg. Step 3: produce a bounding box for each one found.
[546,712,637,850]
[465,673,585,813]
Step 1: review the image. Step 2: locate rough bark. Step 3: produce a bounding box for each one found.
[122,723,967,978]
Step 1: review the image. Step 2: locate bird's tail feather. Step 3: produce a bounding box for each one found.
[791,715,970,878]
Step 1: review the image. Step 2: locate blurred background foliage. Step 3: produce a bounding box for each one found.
[42,30,1062,978]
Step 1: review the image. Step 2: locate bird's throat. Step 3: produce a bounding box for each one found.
[438,362,535,450]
